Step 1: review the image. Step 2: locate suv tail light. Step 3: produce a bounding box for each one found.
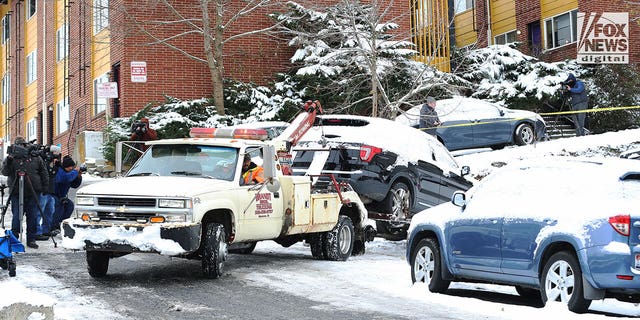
[360,145,382,162]
[609,215,630,236]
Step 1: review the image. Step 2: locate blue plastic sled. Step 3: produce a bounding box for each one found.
[0,229,23,277]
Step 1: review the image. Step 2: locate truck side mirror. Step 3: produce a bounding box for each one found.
[461,165,470,177]
[262,146,277,180]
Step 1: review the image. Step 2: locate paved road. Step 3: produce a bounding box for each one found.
[17,249,402,320]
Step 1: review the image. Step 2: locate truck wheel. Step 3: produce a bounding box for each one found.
[325,216,354,261]
[309,233,327,260]
[541,251,591,313]
[410,238,450,293]
[228,241,257,254]
[86,251,109,278]
[202,223,228,279]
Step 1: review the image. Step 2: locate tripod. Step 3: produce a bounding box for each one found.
[0,162,57,248]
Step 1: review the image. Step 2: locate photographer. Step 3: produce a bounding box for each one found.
[130,118,158,151]
[562,73,589,136]
[51,155,82,232]
[0,136,49,249]
[38,155,60,238]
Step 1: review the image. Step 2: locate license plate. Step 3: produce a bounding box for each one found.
[636,254,640,269]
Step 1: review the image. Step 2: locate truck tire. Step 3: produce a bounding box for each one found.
[228,241,257,254]
[202,223,228,279]
[325,216,354,261]
[309,233,327,260]
[86,251,109,278]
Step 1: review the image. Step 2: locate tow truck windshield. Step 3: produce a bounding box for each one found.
[127,144,239,181]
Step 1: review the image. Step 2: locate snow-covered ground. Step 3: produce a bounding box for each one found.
[1,129,640,319]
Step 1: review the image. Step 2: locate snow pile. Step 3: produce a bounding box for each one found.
[62,224,186,256]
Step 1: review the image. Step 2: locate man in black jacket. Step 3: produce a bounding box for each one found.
[563,73,589,136]
[1,136,49,249]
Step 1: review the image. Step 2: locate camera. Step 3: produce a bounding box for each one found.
[131,121,148,136]
[79,164,87,173]
[7,141,61,164]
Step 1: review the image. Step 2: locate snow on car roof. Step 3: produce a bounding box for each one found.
[409,156,640,239]
[394,96,534,127]
[299,114,461,173]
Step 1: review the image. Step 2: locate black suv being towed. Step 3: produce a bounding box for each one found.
[291,115,473,240]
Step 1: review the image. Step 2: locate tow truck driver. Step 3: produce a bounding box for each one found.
[241,154,264,185]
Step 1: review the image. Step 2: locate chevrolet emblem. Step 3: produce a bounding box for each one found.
[116,205,127,213]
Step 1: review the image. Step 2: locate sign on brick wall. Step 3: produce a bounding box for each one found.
[131,61,148,82]
[97,82,119,98]
[577,12,629,64]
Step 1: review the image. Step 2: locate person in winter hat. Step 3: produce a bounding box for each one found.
[1,136,49,249]
[51,155,82,229]
[419,96,441,136]
[563,73,589,136]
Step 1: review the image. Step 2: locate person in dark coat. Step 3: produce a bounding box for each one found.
[1,136,49,249]
[419,96,441,136]
[52,155,82,230]
[38,157,59,237]
[130,118,158,147]
[564,73,589,136]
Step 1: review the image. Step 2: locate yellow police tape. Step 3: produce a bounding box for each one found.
[419,105,640,130]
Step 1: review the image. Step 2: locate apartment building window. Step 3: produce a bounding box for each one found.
[93,0,109,34]
[454,0,473,14]
[26,118,37,142]
[494,30,517,45]
[2,73,9,104]
[93,73,108,115]
[545,10,578,49]
[57,97,69,134]
[2,14,9,44]
[57,23,69,61]
[27,0,37,20]
[26,50,37,84]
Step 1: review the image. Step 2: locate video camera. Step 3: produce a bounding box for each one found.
[7,140,61,164]
[131,121,148,136]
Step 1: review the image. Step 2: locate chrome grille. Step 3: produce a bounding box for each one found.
[97,197,156,207]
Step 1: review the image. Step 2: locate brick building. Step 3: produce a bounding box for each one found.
[0,0,412,160]
[1,0,633,161]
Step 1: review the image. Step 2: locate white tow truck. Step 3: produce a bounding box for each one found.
[61,102,375,278]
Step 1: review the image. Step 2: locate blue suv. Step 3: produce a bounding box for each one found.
[406,157,640,313]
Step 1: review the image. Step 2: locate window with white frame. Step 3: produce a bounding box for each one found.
[2,73,9,104]
[93,0,109,34]
[56,97,69,134]
[2,14,9,44]
[454,0,474,14]
[93,73,109,115]
[26,50,37,84]
[57,23,69,61]
[545,10,578,49]
[494,30,517,45]
[27,0,37,20]
[26,118,37,142]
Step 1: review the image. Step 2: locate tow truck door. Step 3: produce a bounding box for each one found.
[235,147,284,240]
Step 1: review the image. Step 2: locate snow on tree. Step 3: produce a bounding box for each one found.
[273,0,468,118]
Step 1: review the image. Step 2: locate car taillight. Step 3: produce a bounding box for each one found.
[360,145,382,162]
[608,215,630,236]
